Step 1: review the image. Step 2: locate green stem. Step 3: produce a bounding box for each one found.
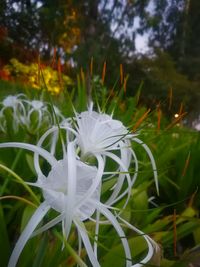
[0,163,39,204]
[54,230,88,267]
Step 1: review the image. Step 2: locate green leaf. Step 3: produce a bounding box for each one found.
[0,204,10,267]
[21,205,36,232]
[101,235,152,267]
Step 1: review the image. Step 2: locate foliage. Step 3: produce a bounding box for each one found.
[3,58,73,94]
[1,0,200,122]
[0,0,134,64]
[0,77,200,266]
[0,0,80,61]
[126,51,200,120]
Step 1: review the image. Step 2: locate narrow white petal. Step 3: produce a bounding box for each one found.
[118,216,157,267]
[27,109,33,125]
[109,147,139,206]
[36,109,43,130]
[0,142,57,167]
[34,126,76,175]
[64,142,77,239]
[94,201,132,267]
[78,230,82,257]
[34,126,59,175]
[31,214,63,237]
[102,151,132,208]
[74,218,101,267]
[50,131,59,155]
[76,154,104,209]
[8,202,50,267]
[133,138,159,195]
[94,211,100,257]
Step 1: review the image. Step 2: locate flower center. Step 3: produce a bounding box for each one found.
[41,158,100,221]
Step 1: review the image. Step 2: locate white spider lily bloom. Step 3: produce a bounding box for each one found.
[1,94,26,110]
[29,112,134,213]
[75,110,134,196]
[0,95,64,134]
[75,110,129,155]
[22,100,65,132]
[0,141,103,267]
[28,100,49,126]
[21,100,51,132]
[0,94,27,132]
[32,108,158,212]
[74,109,159,207]
[0,141,158,267]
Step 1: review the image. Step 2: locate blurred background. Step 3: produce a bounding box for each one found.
[1,2,200,266]
[0,0,200,128]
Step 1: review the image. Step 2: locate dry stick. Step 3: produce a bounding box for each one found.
[57,57,63,91]
[181,151,191,177]
[132,109,151,132]
[178,102,184,124]
[188,189,198,207]
[168,87,173,110]
[101,61,106,85]
[90,57,93,77]
[179,102,184,115]
[123,75,129,94]
[120,63,123,85]
[157,104,162,133]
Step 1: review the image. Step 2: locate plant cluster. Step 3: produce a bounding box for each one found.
[0,91,160,266]
[0,77,199,267]
[0,94,64,135]
[2,58,73,94]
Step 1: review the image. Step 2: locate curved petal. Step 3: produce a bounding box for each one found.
[118,216,158,267]
[34,126,60,176]
[108,146,139,206]
[94,201,132,267]
[94,211,100,257]
[31,214,63,237]
[102,151,132,208]
[133,138,159,195]
[8,202,50,267]
[76,154,104,210]
[0,142,57,167]
[34,126,76,175]
[74,218,101,267]
[64,141,77,239]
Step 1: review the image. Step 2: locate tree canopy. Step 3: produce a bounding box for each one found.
[0,0,200,123]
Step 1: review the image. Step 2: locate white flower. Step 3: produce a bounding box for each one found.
[2,94,26,108]
[0,94,64,134]
[34,107,158,212]
[73,108,159,206]
[22,100,65,133]
[32,109,134,211]
[21,99,51,132]
[36,148,100,222]
[0,106,159,267]
[0,139,158,267]
[75,110,128,155]
[0,94,27,132]
[0,141,103,267]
